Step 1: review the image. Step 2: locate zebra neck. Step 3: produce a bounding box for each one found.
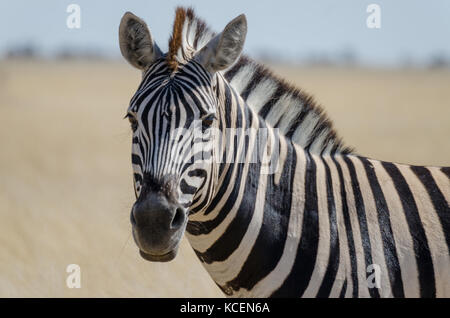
[186,80,314,294]
[188,77,279,219]
[185,131,314,296]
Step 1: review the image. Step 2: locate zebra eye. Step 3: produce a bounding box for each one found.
[127,114,138,132]
[202,114,215,129]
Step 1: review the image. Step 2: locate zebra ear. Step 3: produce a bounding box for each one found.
[119,12,162,70]
[195,14,247,73]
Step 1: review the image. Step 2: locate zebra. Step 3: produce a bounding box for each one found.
[118,7,450,297]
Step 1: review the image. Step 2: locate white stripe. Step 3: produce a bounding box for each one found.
[370,158,420,297]
[292,112,319,147]
[277,97,304,134]
[336,155,370,297]
[302,155,331,297]
[429,167,450,204]
[323,155,353,297]
[349,156,398,297]
[265,93,294,126]
[329,262,346,297]
[246,78,277,113]
[398,165,450,297]
[309,129,329,154]
[187,19,197,47]
[229,64,256,95]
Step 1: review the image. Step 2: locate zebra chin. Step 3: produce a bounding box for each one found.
[138,249,179,262]
[131,223,186,263]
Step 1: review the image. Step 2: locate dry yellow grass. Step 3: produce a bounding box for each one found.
[0,59,448,297]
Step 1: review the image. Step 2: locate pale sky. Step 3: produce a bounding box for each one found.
[0,0,449,66]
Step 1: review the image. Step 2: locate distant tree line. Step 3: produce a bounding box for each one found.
[3,44,106,60]
[3,44,450,69]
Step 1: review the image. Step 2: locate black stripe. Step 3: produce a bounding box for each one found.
[231,87,244,130]
[133,173,142,184]
[140,87,166,136]
[175,82,209,117]
[239,68,265,101]
[382,162,436,298]
[133,136,146,170]
[359,157,405,297]
[339,278,348,298]
[316,158,341,297]
[220,85,233,175]
[441,167,450,179]
[223,56,249,82]
[271,153,319,297]
[225,138,296,292]
[410,166,450,253]
[284,109,309,140]
[193,20,207,49]
[170,86,195,128]
[332,156,359,298]
[304,123,328,152]
[132,75,166,110]
[131,154,142,167]
[177,65,211,91]
[343,156,380,298]
[180,179,197,195]
[259,85,286,119]
[134,61,166,94]
[187,162,245,234]
[184,61,212,87]
[188,170,212,212]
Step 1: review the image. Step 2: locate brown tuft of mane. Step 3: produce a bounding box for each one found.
[167,7,191,72]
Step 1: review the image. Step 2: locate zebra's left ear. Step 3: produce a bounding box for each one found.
[195,14,247,73]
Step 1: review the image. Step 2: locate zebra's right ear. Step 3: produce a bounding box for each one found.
[194,14,247,73]
[119,12,162,70]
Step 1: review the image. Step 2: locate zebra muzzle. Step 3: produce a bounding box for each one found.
[130,191,187,262]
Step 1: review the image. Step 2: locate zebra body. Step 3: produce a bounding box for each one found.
[186,69,450,297]
[118,7,450,297]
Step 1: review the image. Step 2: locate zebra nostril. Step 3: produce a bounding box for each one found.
[130,207,137,226]
[171,207,186,229]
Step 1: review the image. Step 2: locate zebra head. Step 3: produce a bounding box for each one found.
[119,11,247,261]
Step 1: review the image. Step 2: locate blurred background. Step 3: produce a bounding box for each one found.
[0,0,449,297]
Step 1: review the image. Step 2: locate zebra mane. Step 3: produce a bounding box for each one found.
[168,7,352,154]
[167,7,214,71]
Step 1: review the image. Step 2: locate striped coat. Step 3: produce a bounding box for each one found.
[119,7,450,297]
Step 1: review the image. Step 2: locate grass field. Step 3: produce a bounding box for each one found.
[0,59,449,297]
